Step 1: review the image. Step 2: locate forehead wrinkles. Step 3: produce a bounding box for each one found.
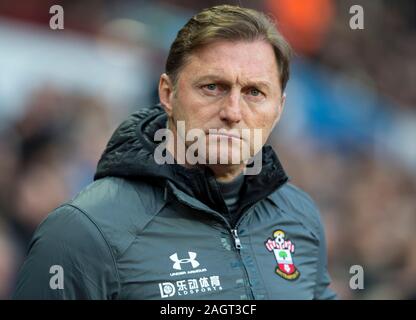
[181,41,280,84]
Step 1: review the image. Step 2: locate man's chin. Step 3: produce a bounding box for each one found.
[204,146,251,165]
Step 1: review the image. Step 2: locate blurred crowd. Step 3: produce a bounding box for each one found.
[0,0,415,299]
[0,85,120,298]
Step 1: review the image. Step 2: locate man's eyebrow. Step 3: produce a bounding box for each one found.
[193,75,273,90]
[193,74,227,84]
[244,80,272,90]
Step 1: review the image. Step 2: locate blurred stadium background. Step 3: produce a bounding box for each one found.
[0,0,415,299]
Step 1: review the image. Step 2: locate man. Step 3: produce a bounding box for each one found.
[13,5,336,300]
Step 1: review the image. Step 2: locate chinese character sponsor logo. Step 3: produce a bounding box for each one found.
[158,276,223,298]
[159,282,176,298]
[265,229,300,281]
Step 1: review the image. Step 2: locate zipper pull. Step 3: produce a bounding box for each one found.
[231,229,242,250]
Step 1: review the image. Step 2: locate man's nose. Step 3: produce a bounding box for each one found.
[219,90,242,123]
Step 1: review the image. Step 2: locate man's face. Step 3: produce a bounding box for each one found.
[160,40,285,166]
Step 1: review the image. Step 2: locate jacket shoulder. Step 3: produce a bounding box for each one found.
[13,204,120,299]
[269,183,322,240]
[69,176,166,258]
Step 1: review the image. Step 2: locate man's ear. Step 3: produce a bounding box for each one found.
[272,93,286,129]
[158,73,175,116]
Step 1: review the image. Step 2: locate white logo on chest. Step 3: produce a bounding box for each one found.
[170,252,200,270]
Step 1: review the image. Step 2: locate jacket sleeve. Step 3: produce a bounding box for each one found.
[12,204,120,300]
[313,212,337,300]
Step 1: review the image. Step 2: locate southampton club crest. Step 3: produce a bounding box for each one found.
[264,229,300,281]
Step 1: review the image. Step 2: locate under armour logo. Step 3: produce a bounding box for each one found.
[170,252,200,270]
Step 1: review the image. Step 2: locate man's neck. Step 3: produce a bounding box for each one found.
[206,163,245,182]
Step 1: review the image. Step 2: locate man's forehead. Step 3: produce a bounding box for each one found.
[183,40,280,83]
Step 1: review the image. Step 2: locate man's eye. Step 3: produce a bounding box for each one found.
[205,84,217,91]
[249,88,261,96]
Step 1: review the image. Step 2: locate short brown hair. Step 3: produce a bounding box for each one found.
[165,4,292,91]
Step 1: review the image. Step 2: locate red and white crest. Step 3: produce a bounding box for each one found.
[264,229,300,280]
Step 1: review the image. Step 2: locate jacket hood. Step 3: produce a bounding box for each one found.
[94,105,288,215]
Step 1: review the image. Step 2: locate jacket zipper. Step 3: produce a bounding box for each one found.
[231,229,242,249]
[230,204,260,300]
[229,227,255,300]
[208,204,258,300]
[167,186,256,299]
